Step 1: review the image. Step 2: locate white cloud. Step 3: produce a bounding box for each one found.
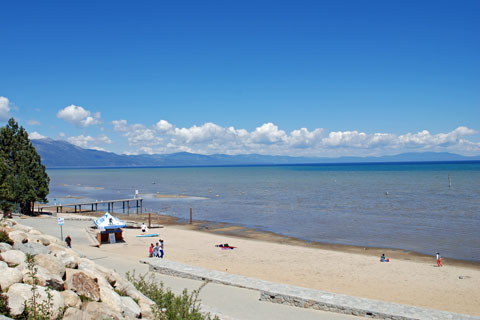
[0,96,11,121]
[109,119,480,156]
[112,120,129,132]
[28,119,41,126]
[57,105,101,127]
[66,134,112,149]
[29,131,47,139]
[155,120,173,133]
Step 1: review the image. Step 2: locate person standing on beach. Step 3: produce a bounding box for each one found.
[65,235,72,248]
[436,252,443,267]
[141,223,147,233]
[149,243,154,257]
[159,239,164,258]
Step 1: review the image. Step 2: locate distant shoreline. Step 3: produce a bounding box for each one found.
[45,159,480,170]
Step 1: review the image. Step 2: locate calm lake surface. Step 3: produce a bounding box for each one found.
[47,162,480,261]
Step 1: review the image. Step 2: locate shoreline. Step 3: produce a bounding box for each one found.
[47,209,480,268]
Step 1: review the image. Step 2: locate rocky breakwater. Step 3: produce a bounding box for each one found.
[0,219,155,319]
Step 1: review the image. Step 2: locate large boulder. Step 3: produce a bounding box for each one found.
[13,242,50,256]
[0,260,7,269]
[21,265,64,291]
[61,290,81,309]
[113,277,154,318]
[34,254,66,279]
[6,283,65,318]
[48,245,79,269]
[81,302,124,320]
[11,224,31,233]
[26,234,51,246]
[6,231,27,245]
[62,307,88,320]
[27,229,43,235]
[64,270,101,302]
[120,296,141,319]
[99,282,123,314]
[0,242,12,253]
[0,249,26,267]
[0,267,23,291]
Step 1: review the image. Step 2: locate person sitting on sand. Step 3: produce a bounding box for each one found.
[141,223,147,233]
[149,243,154,257]
[380,253,389,262]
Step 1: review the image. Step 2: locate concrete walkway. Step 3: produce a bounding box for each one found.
[14,216,357,320]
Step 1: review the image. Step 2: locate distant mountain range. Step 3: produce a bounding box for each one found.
[31,138,480,168]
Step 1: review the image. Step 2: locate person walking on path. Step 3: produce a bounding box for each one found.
[65,235,72,248]
[436,252,443,267]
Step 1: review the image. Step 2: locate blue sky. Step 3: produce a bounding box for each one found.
[1,1,479,156]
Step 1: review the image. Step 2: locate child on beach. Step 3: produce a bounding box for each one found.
[159,239,164,258]
[149,243,154,257]
[153,242,159,257]
[436,252,443,267]
[380,253,389,262]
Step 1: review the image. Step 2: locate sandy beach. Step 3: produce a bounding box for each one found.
[62,212,479,317]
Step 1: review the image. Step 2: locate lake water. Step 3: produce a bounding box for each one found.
[47,162,480,261]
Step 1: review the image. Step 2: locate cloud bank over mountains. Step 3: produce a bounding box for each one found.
[100,119,479,156]
[2,95,478,157]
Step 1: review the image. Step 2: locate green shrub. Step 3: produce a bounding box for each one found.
[126,271,219,320]
[0,230,13,245]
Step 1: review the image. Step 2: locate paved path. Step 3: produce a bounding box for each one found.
[15,217,357,320]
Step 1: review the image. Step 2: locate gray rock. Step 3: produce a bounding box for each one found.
[0,267,23,291]
[120,296,141,319]
[99,283,123,314]
[0,249,26,267]
[61,290,81,308]
[0,242,12,252]
[34,253,66,279]
[26,234,51,246]
[7,230,27,244]
[82,302,124,320]
[51,249,79,269]
[64,270,101,302]
[62,307,88,320]
[0,260,8,269]
[13,242,50,256]
[6,283,65,318]
[27,229,43,235]
[0,314,14,320]
[11,224,32,233]
[22,265,65,291]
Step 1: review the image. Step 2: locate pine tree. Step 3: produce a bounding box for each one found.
[0,118,49,215]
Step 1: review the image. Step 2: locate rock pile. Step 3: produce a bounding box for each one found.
[0,219,155,319]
